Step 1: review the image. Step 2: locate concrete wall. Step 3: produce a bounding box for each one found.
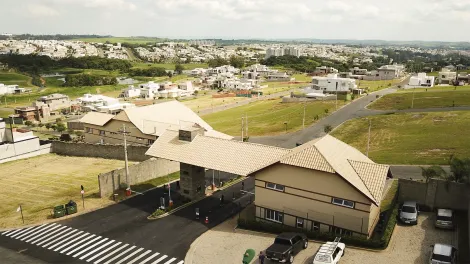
[398,179,470,210]
[98,157,179,197]
[0,143,51,164]
[51,141,150,162]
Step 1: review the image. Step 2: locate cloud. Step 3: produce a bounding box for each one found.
[56,0,136,11]
[27,4,60,17]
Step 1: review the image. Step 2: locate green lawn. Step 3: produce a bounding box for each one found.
[0,72,35,88]
[370,86,470,110]
[357,79,401,92]
[0,108,13,118]
[203,99,344,136]
[131,62,208,70]
[257,82,306,95]
[331,111,470,165]
[292,74,312,82]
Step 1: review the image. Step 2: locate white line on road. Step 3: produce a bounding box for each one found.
[48,230,84,250]
[114,247,143,264]
[79,240,115,260]
[102,245,136,264]
[72,237,108,257]
[139,252,160,264]
[14,225,47,240]
[42,229,78,248]
[176,261,184,264]
[1,229,14,235]
[3,228,25,237]
[8,226,35,239]
[65,235,101,255]
[19,224,55,241]
[30,225,68,244]
[163,257,177,264]
[25,224,60,243]
[36,227,72,246]
[94,243,128,264]
[151,255,168,264]
[57,233,93,252]
[127,249,151,264]
[85,241,122,262]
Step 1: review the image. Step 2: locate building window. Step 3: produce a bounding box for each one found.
[266,182,285,192]
[296,218,304,228]
[312,222,320,232]
[332,198,355,208]
[265,209,283,223]
[148,139,155,145]
[99,130,105,136]
[85,127,93,134]
[330,227,352,237]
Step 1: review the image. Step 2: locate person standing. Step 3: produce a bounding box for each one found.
[259,251,265,264]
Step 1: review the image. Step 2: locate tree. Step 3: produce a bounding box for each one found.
[45,123,52,130]
[324,124,333,134]
[420,165,446,183]
[448,155,470,183]
[174,64,184,75]
[38,123,44,129]
[207,57,229,68]
[229,56,245,69]
[24,120,33,126]
[51,124,57,131]
[56,123,66,133]
[56,117,62,123]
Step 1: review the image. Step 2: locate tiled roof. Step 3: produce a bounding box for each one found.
[79,112,114,126]
[280,138,335,173]
[145,130,290,176]
[349,160,389,203]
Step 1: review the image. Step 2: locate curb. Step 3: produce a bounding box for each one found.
[148,177,246,220]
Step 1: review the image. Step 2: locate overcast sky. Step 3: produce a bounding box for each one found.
[2,0,470,41]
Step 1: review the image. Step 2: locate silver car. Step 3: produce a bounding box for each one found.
[429,243,457,264]
[435,209,454,229]
[399,201,419,225]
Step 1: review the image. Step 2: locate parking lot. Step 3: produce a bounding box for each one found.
[185,212,457,264]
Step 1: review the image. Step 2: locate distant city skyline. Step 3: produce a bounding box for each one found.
[2,0,470,42]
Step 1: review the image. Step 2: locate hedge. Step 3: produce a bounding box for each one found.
[237,204,399,250]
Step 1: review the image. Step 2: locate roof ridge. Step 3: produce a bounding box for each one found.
[198,135,289,151]
[311,144,336,173]
[347,159,378,203]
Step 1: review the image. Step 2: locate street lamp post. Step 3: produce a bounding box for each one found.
[284,121,287,133]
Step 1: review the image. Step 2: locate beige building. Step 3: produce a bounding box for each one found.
[146,130,390,238]
[80,100,232,146]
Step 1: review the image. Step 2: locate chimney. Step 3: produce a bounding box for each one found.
[179,126,204,142]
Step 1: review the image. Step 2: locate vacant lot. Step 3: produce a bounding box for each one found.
[331,111,470,165]
[370,86,470,110]
[203,99,343,136]
[0,72,34,88]
[358,79,402,92]
[0,154,134,228]
[181,94,249,112]
[0,108,13,118]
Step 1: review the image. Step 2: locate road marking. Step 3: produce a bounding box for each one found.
[25,224,61,243]
[3,228,25,237]
[14,225,47,240]
[151,255,168,264]
[114,247,143,264]
[42,229,78,248]
[30,225,68,244]
[127,249,151,264]
[79,239,115,260]
[8,226,35,238]
[176,261,184,264]
[102,245,136,264]
[72,237,108,257]
[36,227,72,246]
[56,233,92,252]
[93,243,128,264]
[19,224,55,241]
[48,230,84,250]
[140,252,160,264]
[85,241,122,262]
[164,257,177,264]
[1,229,14,235]
[65,235,101,255]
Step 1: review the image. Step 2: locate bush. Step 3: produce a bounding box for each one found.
[24,120,33,126]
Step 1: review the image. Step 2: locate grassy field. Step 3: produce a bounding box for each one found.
[180,94,249,112]
[331,111,470,165]
[256,82,307,95]
[0,108,14,118]
[292,73,313,82]
[76,37,165,44]
[0,154,137,228]
[370,86,470,110]
[0,72,35,88]
[203,99,344,136]
[131,62,208,70]
[357,79,402,92]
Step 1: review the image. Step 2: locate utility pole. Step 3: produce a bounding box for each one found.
[335,82,338,110]
[241,116,244,141]
[120,124,131,191]
[245,113,248,139]
[366,119,371,157]
[302,103,306,129]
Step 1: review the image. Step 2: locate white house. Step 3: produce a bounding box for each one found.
[178,81,195,92]
[266,72,292,82]
[312,74,357,92]
[438,68,457,85]
[0,84,20,95]
[121,86,142,98]
[407,73,435,88]
[76,94,135,114]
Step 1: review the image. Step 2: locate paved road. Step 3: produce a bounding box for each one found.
[390,165,451,180]
[0,177,255,264]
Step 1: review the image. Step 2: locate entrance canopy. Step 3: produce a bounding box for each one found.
[145,129,290,176]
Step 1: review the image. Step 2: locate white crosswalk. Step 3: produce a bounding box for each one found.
[1,224,184,264]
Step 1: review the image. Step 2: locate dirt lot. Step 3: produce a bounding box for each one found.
[0,154,132,229]
[185,213,456,264]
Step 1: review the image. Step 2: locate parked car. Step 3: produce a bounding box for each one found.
[313,237,345,264]
[399,201,419,225]
[429,243,457,264]
[265,232,308,263]
[435,209,454,229]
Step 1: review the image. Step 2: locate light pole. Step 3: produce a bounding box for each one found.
[284,121,287,133]
[119,124,131,194]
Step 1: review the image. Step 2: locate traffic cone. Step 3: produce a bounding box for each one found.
[205,216,209,224]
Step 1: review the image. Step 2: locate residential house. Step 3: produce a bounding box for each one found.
[120,86,142,98]
[80,100,231,146]
[438,68,457,85]
[266,72,292,82]
[145,131,389,238]
[351,67,368,75]
[178,81,195,92]
[139,81,160,99]
[14,104,50,121]
[312,74,357,92]
[37,93,71,111]
[76,94,135,114]
[407,73,435,88]
[364,64,404,81]
[313,66,338,76]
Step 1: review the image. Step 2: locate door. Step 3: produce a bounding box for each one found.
[292,236,302,253]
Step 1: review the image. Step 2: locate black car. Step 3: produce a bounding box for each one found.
[265,232,308,263]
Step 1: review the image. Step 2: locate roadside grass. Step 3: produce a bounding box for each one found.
[113,172,180,202]
[369,87,470,110]
[380,179,398,213]
[0,154,135,228]
[331,111,470,165]
[0,71,35,88]
[131,62,208,70]
[203,99,344,136]
[357,79,401,92]
[0,108,14,118]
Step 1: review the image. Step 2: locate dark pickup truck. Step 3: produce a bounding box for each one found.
[265,232,308,263]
